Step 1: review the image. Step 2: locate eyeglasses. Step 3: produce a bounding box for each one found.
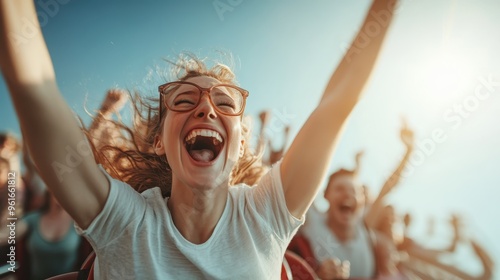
[158,81,249,119]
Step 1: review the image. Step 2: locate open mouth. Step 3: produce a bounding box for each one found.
[338,203,355,214]
[184,129,224,163]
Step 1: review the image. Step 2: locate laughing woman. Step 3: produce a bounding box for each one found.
[0,0,398,278]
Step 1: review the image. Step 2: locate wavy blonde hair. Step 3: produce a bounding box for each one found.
[86,55,267,197]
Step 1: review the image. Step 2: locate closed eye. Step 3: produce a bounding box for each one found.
[216,100,236,109]
[174,99,196,106]
[172,91,198,106]
[211,91,237,110]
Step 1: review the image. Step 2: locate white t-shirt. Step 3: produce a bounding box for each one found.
[76,162,304,279]
[300,206,375,278]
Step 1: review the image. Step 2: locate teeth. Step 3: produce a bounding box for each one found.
[184,129,223,145]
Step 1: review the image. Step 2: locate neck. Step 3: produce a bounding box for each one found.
[326,215,356,244]
[168,181,228,244]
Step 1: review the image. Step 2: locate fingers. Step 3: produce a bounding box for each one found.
[400,118,414,147]
[318,258,350,279]
[258,110,271,124]
[102,88,129,112]
[340,260,350,279]
[106,88,127,100]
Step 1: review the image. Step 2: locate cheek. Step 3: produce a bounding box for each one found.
[325,192,339,205]
[161,115,183,156]
[226,120,243,152]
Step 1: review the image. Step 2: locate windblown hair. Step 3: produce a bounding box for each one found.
[85,55,267,197]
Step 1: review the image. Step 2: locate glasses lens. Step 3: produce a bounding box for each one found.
[164,83,200,112]
[210,85,244,115]
[161,82,245,115]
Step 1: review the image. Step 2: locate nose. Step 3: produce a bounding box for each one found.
[193,91,217,119]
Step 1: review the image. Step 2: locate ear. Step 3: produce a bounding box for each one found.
[154,134,165,156]
[239,139,245,158]
[323,186,330,200]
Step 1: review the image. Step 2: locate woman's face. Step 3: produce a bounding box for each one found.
[154,76,244,190]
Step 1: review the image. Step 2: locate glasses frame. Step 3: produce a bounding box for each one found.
[158,81,249,120]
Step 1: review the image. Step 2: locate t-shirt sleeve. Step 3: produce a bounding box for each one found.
[248,160,305,242]
[75,165,147,250]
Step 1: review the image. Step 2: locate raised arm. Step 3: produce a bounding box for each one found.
[87,88,129,150]
[256,110,271,162]
[353,150,364,176]
[281,0,399,218]
[0,0,109,228]
[406,214,462,259]
[88,89,128,132]
[365,121,413,226]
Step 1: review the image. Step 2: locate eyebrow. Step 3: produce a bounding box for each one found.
[175,90,198,96]
[211,88,233,96]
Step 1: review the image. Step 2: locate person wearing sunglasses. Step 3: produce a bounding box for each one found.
[0,0,398,278]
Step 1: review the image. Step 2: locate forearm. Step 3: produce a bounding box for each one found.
[321,0,397,107]
[281,0,398,218]
[282,107,348,217]
[379,145,412,198]
[0,0,55,85]
[365,145,412,226]
[1,0,87,182]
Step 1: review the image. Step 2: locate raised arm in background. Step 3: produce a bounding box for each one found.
[268,125,291,166]
[281,0,399,218]
[0,0,109,229]
[365,120,414,227]
[353,150,364,177]
[403,214,462,258]
[87,88,129,150]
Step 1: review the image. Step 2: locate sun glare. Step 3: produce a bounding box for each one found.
[421,50,474,100]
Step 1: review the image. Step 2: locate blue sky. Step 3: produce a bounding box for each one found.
[1,0,500,275]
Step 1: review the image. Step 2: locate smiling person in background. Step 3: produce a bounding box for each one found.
[296,123,414,279]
